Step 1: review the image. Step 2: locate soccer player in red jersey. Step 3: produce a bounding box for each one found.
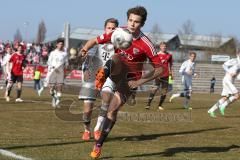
[146,42,173,110]
[5,44,26,102]
[80,6,164,159]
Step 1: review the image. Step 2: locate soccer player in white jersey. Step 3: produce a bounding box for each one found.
[1,46,12,90]
[170,52,197,109]
[208,55,240,117]
[45,38,68,107]
[79,18,119,141]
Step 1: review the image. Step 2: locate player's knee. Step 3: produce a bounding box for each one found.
[235,93,240,99]
[83,99,94,104]
[100,104,109,117]
[49,89,54,95]
[82,113,91,125]
[107,110,118,120]
[6,83,13,90]
[56,92,62,98]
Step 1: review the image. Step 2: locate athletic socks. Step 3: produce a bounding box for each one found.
[147,93,155,106]
[208,98,225,113]
[220,96,237,110]
[94,104,109,131]
[159,95,166,106]
[96,117,116,147]
[16,89,22,98]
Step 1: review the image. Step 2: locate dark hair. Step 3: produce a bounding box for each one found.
[189,51,196,56]
[56,38,64,44]
[127,6,147,26]
[104,18,119,28]
[18,44,23,49]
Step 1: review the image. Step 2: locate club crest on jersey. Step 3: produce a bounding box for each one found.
[133,48,139,55]
[102,44,114,52]
[100,35,104,40]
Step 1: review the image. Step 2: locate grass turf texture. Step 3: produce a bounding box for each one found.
[0,87,240,160]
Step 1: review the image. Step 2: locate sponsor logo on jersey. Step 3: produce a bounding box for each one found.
[133,48,139,55]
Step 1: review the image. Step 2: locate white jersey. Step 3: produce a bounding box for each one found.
[79,43,115,100]
[221,58,240,96]
[86,43,115,70]
[222,58,240,82]
[179,59,196,91]
[47,49,68,71]
[1,53,11,74]
[179,59,196,80]
[83,43,115,80]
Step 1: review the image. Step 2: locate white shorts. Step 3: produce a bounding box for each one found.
[79,68,98,100]
[79,82,97,100]
[182,76,192,92]
[221,78,238,96]
[48,70,64,85]
[101,77,116,93]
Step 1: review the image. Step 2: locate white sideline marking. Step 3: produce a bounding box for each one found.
[0,149,33,160]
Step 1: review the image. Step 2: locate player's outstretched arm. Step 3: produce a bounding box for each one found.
[79,38,98,58]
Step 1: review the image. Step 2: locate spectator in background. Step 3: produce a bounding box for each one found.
[41,45,48,64]
[33,52,40,64]
[210,76,216,93]
[33,66,42,96]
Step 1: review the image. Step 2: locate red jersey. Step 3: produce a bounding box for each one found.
[157,52,172,77]
[9,53,25,76]
[97,29,161,80]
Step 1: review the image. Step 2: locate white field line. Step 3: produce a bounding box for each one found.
[0,149,33,160]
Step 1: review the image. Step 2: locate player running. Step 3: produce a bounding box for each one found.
[146,41,173,110]
[169,52,197,109]
[208,55,240,117]
[80,6,164,159]
[43,38,68,107]
[79,18,119,141]
[5,44,26,102]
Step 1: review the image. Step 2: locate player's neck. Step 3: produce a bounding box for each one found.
[56,48,63,52]
[132,30,141,39]
[159,51,167,54]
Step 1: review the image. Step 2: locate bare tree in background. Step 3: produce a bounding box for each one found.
[36,20,47,44]
[14,29,23,42]
[178,19,195,35]
[149,23,162,48]
[178,20,195,60]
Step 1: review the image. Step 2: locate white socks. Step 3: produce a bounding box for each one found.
[208,98,225,113]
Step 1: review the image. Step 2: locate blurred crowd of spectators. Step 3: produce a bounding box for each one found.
[0,41,55,65]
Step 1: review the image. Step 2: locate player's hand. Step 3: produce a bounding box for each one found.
[194,73,198,78]
[128,80,140,89]
[230,73,236,77]
[186,70,193,75]
[79,48,88,59]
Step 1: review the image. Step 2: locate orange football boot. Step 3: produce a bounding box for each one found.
[82,131,90,141]
[90,144,102,159]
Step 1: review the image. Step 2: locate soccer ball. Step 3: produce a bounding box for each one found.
[111,28,133,50]
[69,48,77,59]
